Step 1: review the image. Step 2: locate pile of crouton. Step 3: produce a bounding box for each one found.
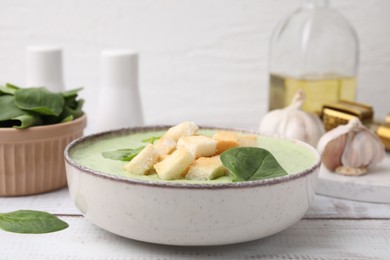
[124,122,257,181]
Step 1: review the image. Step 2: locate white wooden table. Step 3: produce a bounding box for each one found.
[1,188,389,259]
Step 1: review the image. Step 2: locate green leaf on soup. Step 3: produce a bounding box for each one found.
[142,136,161,144]
[220,147,288,182]
[102,146,145,161]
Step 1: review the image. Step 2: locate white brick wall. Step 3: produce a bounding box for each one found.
[0,0,389,132]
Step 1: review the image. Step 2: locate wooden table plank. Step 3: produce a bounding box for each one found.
[306,195,390,219]
[1,188,390,219]
[1,217,389,259]
[0,188,79,215]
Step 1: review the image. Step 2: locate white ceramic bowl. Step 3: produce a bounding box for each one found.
[64,126,321,246]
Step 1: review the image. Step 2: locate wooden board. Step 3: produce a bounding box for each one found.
[316,153,390,204]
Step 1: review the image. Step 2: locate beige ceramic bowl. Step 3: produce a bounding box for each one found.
[65,126,321,246]
[0,115,86,196]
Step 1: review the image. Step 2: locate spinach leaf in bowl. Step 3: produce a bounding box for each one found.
[0,84,84,128]
[15,87,65,116]
[220,147,288,182]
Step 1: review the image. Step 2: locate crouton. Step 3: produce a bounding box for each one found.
[238,134,258,147]
[153,136,176,158]
[177,135,217,158]
[213,131,240,154]
[154,148,194,180]
[124,144,158,175]
[163,121,198,141]
[185,156,226,181]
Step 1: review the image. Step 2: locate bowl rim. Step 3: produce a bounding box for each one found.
[0,114,87,142]
[64,125,321,190]
[0,114,86,132]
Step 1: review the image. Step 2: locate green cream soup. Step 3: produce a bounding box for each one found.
[69,129,318,183]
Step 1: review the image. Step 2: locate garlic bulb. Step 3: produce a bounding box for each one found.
[259,90,325,147]
[317,117,385,176]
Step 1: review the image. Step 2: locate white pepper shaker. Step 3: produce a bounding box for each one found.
[94,49,144,132]
[26,46,64,92]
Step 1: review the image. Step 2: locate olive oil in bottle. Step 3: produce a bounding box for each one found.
[269,74,356,114]
[267,0,359,115]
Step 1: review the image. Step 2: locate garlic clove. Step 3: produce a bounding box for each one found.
[317,117,385,175]
[317,119,355,155]
[259,89,325,147]
[321,133,347,171]
[341,131,372,168]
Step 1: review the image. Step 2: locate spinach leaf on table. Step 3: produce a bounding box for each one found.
[220,147,288,182]
[0,210,69,234]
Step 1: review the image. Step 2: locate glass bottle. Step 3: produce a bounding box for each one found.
[268,0,359,114]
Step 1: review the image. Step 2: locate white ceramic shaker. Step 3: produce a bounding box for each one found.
[26,46,65,92]
[94,49,144,132]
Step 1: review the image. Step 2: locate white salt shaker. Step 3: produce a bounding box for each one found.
[26,46,64,92]
[94,49,144,132]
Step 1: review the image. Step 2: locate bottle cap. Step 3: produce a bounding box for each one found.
[26,46,64,92]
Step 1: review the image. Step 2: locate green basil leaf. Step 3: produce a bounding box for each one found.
[220,147,287,182]
[0,210,68,234]
[142,136,161,144]
[102,146,145,161]
[15,87,65,116]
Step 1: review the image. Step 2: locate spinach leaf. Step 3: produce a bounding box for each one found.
[12,114,42,129]
[62,87,83,99]
[102,146,145,161]
[60,98,84,122]
[0,96,41,128]
[0,83,19,95]
[220,147,287,182]
[14,87,65,116]
[142,136,161,144]
[0,85,84,128]
[0,210,68,234]
[0,95,25,121]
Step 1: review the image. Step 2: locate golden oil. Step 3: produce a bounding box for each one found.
[268,73,356,114]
